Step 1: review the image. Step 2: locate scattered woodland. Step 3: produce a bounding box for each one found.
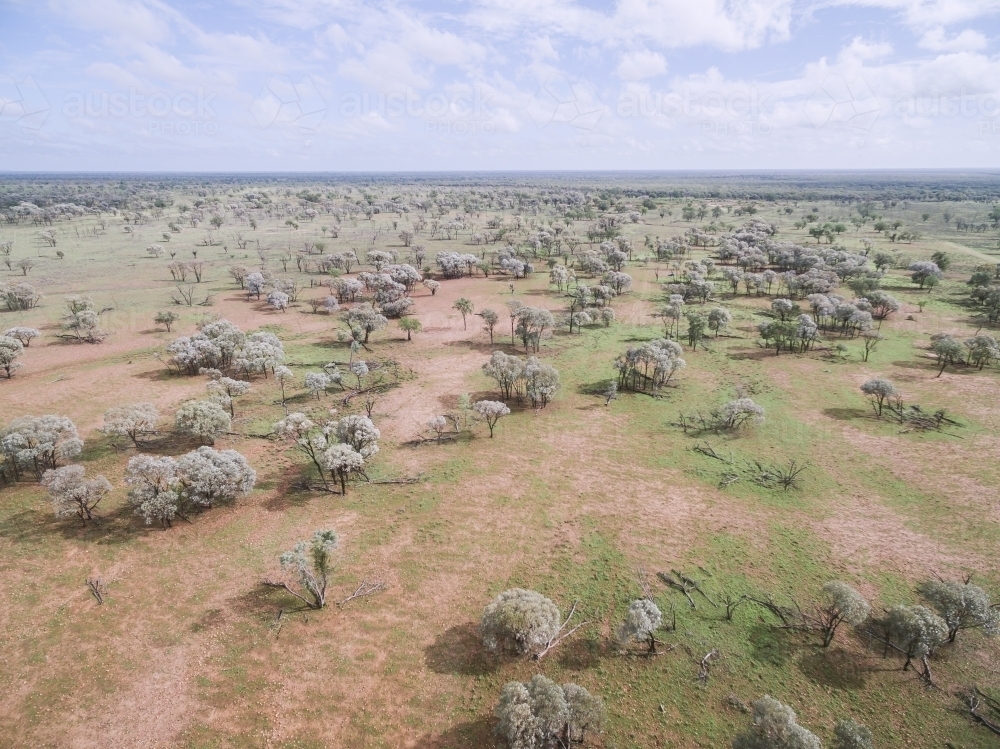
[2,173,1000,748]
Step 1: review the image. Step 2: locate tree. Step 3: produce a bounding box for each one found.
[154,311,179,332]
[274,365,294,404]
[125,455,180,527]
[41,465,112,525]
[883,604,948,672]
[719,398,765,429]
[832,719,873,749]
[274,413,331,489]
[103,403,159,447]
[1,415,83,480]
[525,357,560,407]
[473,400,510,437]
[268,290,289,312]
[0,335,23,378]
[732,696,821,749]
[175,446,256,508]
[771,298,796,321]
[17,258,34,275]
[344,303,388,343]
[454,297,474,329]
[3,327,40,347]
[931,334,964,376]
[930,251,951,271]
[859,330,883,362]
[305,371,331,399]
[270,529,339,609]
[423,279,440,296]
[481,588,562,655]
[908,261,942,289]
[495,675,605,749]
[332,414,380,458]
[174,400,231,445]
[965,334,1000,370]
[61,297,106,343]
[322,443,365,493]
[817,581,871,647]
[708,307,732,336]
[617,599,663,653]
[479,308,499,343]
[206,376,251,416]
[398,316,422,341]
[686,311,707,350]
[860,378,896,417]
[918,578,999,643]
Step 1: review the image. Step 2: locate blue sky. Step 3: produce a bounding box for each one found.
[1,0,1000,170]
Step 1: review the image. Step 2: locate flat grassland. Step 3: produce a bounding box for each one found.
[2,177,1000,748]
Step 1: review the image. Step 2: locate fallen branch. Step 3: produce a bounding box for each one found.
[696,649,720,683]
[262,579,321,609]
[534,601,589,661]
[86,577,105,605]
[659,572,696,608]
[338,579,387,607]
[672,569,718,607]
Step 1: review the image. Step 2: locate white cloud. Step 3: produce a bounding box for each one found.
[617,49,667,80]
[918,27,988,51]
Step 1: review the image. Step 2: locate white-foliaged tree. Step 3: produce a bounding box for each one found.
[41,465,112,525]
[495,675,605,749]
[174,400,231,445]
[732,695,822,749]
[481,588,562,656]
[322,443,365,494]
[832,719,873,749]
[3,327,40,347]
[472,400,510,437]
[617,599,664,653]
[125,455,180,527]
[0,415,83,480]
[103,403,160,447]
[917,578,999,643]
[0,335,24,378]
[175,446,256,508]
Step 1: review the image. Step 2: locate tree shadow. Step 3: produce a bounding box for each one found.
[411,717,499,749]
[557,636,602,671]
[747,623,798,668]
[132,367,177,382]
[141,432,212,455]
[728,348,780,362]
[424,622,500,676]
[262,464,337,511]
[821,407,870,421]
[0,501,137,546]
[797,647,867,690]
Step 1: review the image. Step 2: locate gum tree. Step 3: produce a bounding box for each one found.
[103,403,160,447]
[616,599,664,653]
[732,696,821,749]
[41,465,112,525]
[174,400,231,445]
[267,528,339,609]
[473,400,510,437]
[481,588,561,656]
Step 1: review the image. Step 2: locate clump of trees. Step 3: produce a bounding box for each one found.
[1,415,83,481]
[614,339,685,393]
[0,281,41,311]
[274,413,380,492]
[496,675,605,748]
[125,447,256,527]
[166,320,285,378]
[60,296,106,343]
[482,351,561,407]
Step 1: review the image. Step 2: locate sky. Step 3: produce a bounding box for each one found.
[1,0,1000,171]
